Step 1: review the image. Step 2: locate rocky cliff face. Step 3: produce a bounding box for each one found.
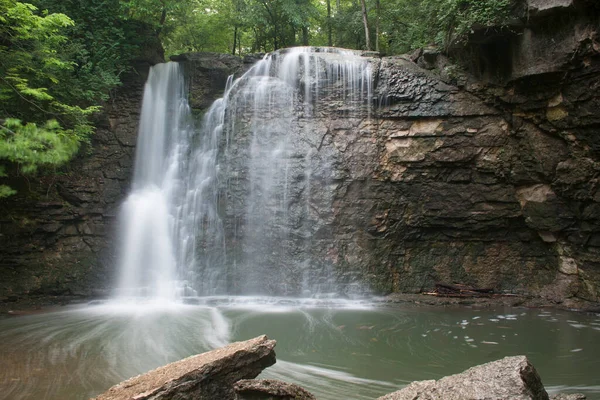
[0,69,145,302]
[178,0,600,306]
[355,0,600,306]
[334,0,600,307]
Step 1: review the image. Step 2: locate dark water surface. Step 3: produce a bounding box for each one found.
[1,297,599,399]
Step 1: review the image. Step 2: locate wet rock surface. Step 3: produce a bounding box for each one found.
[181,1,600,306]
[235,379,317,400]
[378,356,553,400]
[170,52,244,112]
[93,335,276,400]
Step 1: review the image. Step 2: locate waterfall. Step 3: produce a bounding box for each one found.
[221,47,372,296]
[115,47,373,300]
[115,62,192,301]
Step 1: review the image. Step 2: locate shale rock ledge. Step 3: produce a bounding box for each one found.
[93,335,278,400]
[378,355,583,400]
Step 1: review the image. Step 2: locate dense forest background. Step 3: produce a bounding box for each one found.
[0,0,512,196]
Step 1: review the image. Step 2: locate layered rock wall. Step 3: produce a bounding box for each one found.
[0,70,146,301]
[186,1,600,306]
[331,4,600,305]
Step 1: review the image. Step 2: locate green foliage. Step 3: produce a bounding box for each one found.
[1,0,158,197]
[436,0,512,46]
[0,118,80,173]
[156,0,512,56]
[0,0,108,197]
[32,0,155,104]
[161,0,238,54]
[377,0,513,54]
[156,0,322,56]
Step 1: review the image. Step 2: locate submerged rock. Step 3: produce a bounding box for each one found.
[93,335,276,400]
[235,379,317,400]
[378,356,549,400]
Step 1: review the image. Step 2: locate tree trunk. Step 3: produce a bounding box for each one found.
[360,0,370,51]
[232,26,238,55]
[302,26,309,46]
[375,0,380,52]
[261,1,279,50]
[327,0,332,46]
[157,0,167,35]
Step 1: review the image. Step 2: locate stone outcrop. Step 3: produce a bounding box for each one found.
[378,356,570,400]
[170,52,245,112]
[550,394,587,400]
[93,335,276,400]
[235,379,317,400]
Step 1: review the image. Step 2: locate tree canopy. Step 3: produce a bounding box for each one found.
[149,0,512,56]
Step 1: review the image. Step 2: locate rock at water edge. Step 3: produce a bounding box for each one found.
[235,379,317,400]
[93,335,277,400]
[378,355,549,400]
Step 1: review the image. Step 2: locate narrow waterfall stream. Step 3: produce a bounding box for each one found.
[115,62,191,301]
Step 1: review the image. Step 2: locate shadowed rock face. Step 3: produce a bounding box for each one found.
[0,52,242,306]
[378,356,549,400]
[0,67,146,303]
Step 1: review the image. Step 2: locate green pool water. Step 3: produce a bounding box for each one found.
[0,297,598,399]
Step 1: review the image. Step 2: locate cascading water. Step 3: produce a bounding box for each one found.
[116,47,373,300]
[219,47,373,296]
[115,62,192,301]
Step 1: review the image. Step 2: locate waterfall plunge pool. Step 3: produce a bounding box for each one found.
[1,298,599,399]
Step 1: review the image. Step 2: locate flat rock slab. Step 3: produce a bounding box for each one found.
[235,379,317,400]
[93,335,276,400]
[379,356,549,400]
[550,395,586,400]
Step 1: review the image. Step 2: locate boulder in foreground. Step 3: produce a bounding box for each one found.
[378,355,549,400]
[93,335,276,400]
